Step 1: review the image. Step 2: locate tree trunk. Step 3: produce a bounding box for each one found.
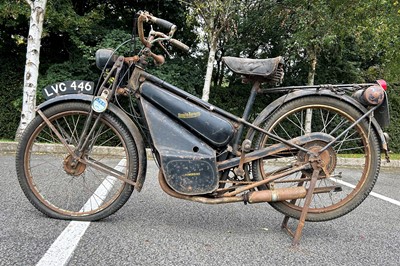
[214,55,220,88]
[305,51,317,134]
[202,33,218,102]
[307,53,317,86]
[15,0,47,140]
[218,63,225,87]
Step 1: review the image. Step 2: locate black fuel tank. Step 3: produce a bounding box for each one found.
[140,82,235,148]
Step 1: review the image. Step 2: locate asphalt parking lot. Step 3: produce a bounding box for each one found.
[2,151,400,266]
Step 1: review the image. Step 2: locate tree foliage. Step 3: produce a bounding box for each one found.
[181,0,238,101]
[1,0,399,152]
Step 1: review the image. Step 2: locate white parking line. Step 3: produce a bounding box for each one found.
[36,159,126,266]
[331,178,400,207]
[35,221,91,266]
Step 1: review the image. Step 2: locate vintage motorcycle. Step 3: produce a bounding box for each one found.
[16,11,391,244]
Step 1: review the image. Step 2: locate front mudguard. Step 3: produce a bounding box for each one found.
[246,89,389,152]
[36,94,148,191]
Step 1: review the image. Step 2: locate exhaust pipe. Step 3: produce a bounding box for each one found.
[158,170,307,204]
[245,187,307,204]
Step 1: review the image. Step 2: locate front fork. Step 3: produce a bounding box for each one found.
[75,55,126,158]
[36,55,137,186]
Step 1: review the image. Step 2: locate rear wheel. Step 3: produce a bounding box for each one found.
[252,96,381,221]
[16,102,139,221]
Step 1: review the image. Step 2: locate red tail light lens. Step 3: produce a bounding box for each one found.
[377,79,387,91]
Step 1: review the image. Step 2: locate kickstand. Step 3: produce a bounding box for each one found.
[281,167,321,245]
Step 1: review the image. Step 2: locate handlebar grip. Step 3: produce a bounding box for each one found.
[151,17,177,33]
[170,39,190,53]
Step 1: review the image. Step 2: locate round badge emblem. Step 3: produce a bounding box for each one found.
[91,96,108,113]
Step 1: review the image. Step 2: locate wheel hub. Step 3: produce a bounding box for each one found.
[63,154,86,176]
[298,141,337,176]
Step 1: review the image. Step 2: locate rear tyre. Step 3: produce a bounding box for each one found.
[16,102,139,221]
[252,96,381,222]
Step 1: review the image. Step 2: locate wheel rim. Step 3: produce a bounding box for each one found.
[257,103,373,213]
[24,109,130,217]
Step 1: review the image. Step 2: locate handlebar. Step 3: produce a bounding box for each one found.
[136,11,189,53]
[148,16,177,35]
[170,39,190,53]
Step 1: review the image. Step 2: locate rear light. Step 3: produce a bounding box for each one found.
[377,79,387,91]
[352,85,385,106]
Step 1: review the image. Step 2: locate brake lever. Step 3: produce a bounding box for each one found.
[157,41,171,58]
[147,29,171,57]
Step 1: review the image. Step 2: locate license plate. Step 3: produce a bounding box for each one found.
[42,80,95,100]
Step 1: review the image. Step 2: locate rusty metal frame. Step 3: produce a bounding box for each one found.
[281,160,322,245]
[124,14,390,245]
[139,72,386,171]
[33,36,389,244]
[131,70,388,245]
[217,132,334,171]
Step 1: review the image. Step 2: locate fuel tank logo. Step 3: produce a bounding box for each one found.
[178,112,201,119]
[183,172,201,177]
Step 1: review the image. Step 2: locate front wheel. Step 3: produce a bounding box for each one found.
[16,102,140,221]
[252,96,381,222]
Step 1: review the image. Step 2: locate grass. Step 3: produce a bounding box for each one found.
[338,153,400,160]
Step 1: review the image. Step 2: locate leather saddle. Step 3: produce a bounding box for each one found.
[222,56,284,84]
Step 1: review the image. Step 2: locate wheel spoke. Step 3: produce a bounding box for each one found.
[17,102,137,220]
[253,97,380,221]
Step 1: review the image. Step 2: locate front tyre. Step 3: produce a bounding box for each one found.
[252,96,381,222]
[16,102,139,221]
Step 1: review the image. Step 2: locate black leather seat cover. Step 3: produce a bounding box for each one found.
[222,56,283,78]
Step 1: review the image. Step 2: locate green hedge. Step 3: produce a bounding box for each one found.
[0,55,24,139]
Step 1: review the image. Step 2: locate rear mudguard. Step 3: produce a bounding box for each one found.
[36,94,148,191]
[246,89,388,152]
